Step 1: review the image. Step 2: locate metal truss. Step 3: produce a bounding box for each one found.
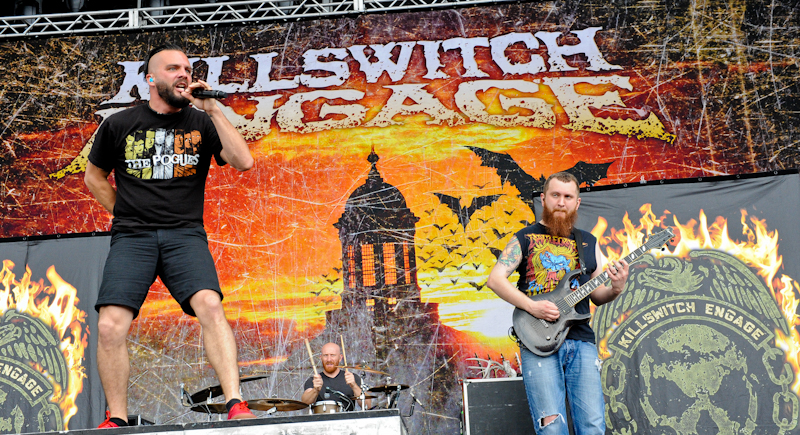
[0,0,511,39]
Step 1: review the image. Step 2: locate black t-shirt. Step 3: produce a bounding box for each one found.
[514,223,598,343]
[303,371,362,411]
[88,104,225,231]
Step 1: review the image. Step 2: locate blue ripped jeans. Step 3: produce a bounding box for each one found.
[520,340,605,435]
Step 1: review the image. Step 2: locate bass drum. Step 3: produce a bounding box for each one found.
[310,400,341,414]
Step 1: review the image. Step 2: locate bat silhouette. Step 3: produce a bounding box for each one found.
[332,267,342,273]
[475,217,492,224]
[489,247,503,260]
[442,244,461,254]
[432,261,452,272]
[433,223,449,231]
[492,228,512,239]
[466,146,612,214]
[325,277,340,285]
[467,235,481,243]
[423,209,435,215]
[433,193,502,230]
[471,262,483,270]
[466,281,485,291]
[309,289,324,296]
[419,254,434,263]
[454,263,469,270]
[473,182,491,189]
[447,228,458,235]
[450,277,460,284]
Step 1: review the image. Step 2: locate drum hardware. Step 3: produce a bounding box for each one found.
[187,375,268,404]
[310,400,341,414]
[249,398,309,412]
[351,389,376,411]
[366,383,409,394]
[336,365,389,376]
[189,398,308,414]
[323,387,354,411]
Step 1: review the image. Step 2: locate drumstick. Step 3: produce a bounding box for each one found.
[305,338,318,374]
[340,334,348,370]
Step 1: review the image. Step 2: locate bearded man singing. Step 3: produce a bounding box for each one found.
[487,171,629,434]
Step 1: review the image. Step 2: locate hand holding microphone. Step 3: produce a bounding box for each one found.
[191,89,228,99]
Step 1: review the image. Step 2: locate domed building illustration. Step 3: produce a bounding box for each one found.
[289,149,467,433]
[329,148,441,364]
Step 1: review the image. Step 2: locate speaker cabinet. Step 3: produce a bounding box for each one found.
[462,378,534,435]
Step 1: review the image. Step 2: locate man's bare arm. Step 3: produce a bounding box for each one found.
[486,237,560,321]
[84,162,116,214]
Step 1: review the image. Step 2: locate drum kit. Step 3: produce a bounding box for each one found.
[182,337,411,418]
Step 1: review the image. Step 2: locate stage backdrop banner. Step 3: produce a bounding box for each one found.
[0,0,798,432]
[0,235,108,431]
[577,173,800,434]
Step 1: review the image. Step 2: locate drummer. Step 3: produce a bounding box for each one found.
[300,342,367,411]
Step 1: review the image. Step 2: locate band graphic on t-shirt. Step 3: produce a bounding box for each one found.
[524,233,579,296]
[124,128,201,179]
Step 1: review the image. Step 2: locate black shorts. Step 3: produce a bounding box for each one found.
[95,227,223,318]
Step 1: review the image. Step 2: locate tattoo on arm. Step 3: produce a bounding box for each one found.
[497,237,522,276]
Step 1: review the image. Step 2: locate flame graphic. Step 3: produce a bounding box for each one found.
[591,205,800,394]
[0,260,88,428]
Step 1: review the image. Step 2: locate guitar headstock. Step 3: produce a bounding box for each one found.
[645,227,675,251]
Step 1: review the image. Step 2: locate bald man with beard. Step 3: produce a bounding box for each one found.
[301,342,366,411]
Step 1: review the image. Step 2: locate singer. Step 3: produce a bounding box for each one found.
[84,43,257,428]
[300,342,365,411]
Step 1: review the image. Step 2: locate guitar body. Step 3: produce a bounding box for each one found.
[510,228,674,358]
[512,268,591,357]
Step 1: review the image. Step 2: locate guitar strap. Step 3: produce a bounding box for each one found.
[572,228,586,275]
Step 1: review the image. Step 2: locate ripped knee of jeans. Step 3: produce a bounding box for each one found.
[541,414,560,428]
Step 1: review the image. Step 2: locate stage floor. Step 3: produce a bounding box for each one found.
[47,410,407,435]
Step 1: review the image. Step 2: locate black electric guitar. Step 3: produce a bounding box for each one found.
[512,228,674,357]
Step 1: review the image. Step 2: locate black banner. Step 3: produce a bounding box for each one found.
[0,235,108,430]
[579,173,800,433]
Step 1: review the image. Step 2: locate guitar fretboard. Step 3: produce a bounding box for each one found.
[563,229,673,307]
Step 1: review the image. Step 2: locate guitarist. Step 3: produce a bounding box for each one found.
[487,171,629,434]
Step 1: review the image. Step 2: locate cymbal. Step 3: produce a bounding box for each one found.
[368,384,409,394]
[190,398,308,414]
[337,365,389,376]
[189,375,268,403]
[249,398,309,412]
[350,394,378,400]
[190,403,227,414]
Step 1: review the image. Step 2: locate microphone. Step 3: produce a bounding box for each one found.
[191,89,228,99]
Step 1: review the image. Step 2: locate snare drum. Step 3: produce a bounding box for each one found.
[310,400,341,414]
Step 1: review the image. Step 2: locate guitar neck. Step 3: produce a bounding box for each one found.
[563,240,659,307]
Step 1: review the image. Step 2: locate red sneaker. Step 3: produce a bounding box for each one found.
[227,401,257,420]
[98,411,120,428]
